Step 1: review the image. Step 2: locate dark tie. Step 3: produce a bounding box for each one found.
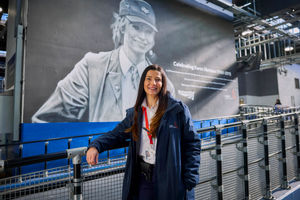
[129,65,139,89]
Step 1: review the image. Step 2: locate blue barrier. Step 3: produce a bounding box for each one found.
[201,120,211,139]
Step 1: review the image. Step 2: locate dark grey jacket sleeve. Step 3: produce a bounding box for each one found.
[31,54,89,123]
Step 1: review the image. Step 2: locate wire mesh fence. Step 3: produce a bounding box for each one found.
[0,165,72,200]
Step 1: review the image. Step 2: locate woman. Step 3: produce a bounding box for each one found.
[87,65,201,200]
[274,99,283,113]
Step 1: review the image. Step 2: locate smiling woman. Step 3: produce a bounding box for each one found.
[144,70,162,99]
[123,19,155,64]
[87,64,201,200]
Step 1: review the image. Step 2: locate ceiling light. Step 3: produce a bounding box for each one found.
[284,46,294,52]
[0,50,6,57]
[288,27,300,34]
[0,7,3,13]
[241,29,253,36]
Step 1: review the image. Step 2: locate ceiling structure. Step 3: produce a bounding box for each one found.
[204,0,300,69]
[232,0,300,69]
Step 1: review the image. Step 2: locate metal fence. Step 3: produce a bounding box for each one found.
[239,105,300,119]
[0,112,299,200]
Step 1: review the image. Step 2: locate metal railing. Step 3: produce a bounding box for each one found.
[195,112,300,199]
[0,111,299,199]
[239,105,300,119]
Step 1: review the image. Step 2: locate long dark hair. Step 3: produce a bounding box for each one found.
[275,99,281,105]
[126,64,169,141]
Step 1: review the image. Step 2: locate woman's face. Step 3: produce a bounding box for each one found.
[144,70,162,98]
[123,20,155,55]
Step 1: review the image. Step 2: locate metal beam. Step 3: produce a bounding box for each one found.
[13,25,23,141]
[260,52,300,69]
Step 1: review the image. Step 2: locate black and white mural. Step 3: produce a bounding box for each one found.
[24,0,238,123]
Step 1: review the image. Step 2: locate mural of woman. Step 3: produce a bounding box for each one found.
[32,0,175,123]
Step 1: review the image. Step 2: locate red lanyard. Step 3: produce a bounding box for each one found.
[142,106,153,144]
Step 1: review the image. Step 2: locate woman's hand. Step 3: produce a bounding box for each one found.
[86,147,99,165]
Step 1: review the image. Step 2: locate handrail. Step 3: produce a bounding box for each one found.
[0,132,104,147]
[0,147,87,171]
[196,112,300,133]
[196,114,240,121]
[3,151,68,169]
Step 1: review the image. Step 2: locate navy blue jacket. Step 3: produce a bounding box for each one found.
[89,95,201,200]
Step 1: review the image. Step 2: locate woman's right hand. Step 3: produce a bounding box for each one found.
[86,147,99,165]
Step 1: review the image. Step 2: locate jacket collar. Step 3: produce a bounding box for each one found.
[126,93,184,118]
[164,93,184,115]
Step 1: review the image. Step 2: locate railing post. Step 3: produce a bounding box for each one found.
[210,120,213,140]
[262,118,273,199]
[280,116,289,189]
[73,157,82,200]
[44,142,48,170]
[242,121,250,200]
[294,114,300,180]
[18,144,23,175]
[68,139,72,167]
[240,109,245,121]
[107,150,111,165]
[215,125,223,200]
[88,136,92,145]
[67,147,87,200]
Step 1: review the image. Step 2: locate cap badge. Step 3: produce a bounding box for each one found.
[124,1,130,8]
[141,6,150,14]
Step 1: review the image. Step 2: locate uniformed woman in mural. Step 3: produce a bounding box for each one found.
[87,64,200,200]
[32,0,175,123]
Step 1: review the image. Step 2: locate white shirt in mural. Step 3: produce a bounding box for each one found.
[119,46,147,117]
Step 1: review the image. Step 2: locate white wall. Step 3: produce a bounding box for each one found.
[277,64,300,107]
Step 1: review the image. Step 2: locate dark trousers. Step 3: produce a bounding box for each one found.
[132,158,156,200]
[137,173,155,200]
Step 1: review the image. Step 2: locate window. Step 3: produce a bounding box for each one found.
[295,78,300,89]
